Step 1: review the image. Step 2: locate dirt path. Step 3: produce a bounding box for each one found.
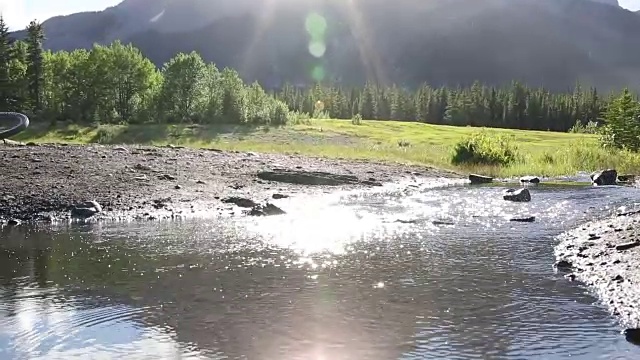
[1,142,460,223]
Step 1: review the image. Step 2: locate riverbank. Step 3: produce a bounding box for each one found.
[0,141,459,223]
[555,210,640,334]
[13,120,640,178]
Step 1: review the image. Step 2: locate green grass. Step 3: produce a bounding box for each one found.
[14,120,640,178]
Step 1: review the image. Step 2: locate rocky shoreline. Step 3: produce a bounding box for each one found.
[555,209,640,341]
[0,142,459,224]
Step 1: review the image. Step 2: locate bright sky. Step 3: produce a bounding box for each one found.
[0,0,121,30]
[0,0,639,30]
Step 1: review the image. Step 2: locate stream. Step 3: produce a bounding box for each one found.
[2,179,640,359]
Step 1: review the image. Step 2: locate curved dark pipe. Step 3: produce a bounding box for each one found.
[0,112,29,140]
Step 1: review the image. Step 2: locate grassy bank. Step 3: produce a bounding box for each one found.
[13,120,640,177]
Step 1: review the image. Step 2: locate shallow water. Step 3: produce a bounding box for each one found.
[2,180,640,359]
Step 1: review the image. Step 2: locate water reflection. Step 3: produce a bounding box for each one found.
[1,183,640,359]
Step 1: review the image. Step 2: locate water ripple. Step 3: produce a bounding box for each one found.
[1,181,640,359]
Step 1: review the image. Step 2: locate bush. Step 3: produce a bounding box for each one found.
[95,126,118,143]
[451,130,518,166]
[351,113,362,125]
[397,139,411,147]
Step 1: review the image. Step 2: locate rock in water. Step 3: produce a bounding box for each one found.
[248,203,286,216]
[520,176,540,184]
[7,218,21,226]
[503,188,531,202]
[469,174,493,184]
[553,259,573,270]
[624,329,640,345]
[617,174,636,183]
[591,169,618,186]
[510,216,536,222]
[71,200,102,219]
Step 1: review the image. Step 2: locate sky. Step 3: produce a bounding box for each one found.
[0,0,121,30]
[0,0,639,30]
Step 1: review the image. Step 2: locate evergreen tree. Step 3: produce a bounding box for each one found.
[25,20,45,113]
[0,16,12,110]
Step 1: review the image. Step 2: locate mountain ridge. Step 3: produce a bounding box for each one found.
[9,0,640,91]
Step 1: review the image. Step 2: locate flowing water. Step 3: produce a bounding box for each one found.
[2,179,640,359]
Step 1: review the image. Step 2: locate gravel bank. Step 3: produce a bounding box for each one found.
[555,210,640,331]
[1,142,459,223]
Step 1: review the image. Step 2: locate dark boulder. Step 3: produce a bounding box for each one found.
[616,241,640,251]
[591,169,617,186]
[503,188,531,202]
[520,176,540,184]
[248,203,286,216]
[624,328,640,345]
[553,259,573,270]
[510,216,536,223]
[221,197,258,208]
[70,200,102,219]
[617,174,636,183]
[469,174,493,184]
[257,169,365,186]
[7,218,21,226]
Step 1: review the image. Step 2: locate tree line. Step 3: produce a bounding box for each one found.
[0,18,290,126]
[0,17,632,133]
[275,82,613,132]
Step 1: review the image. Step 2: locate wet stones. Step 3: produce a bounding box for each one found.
[469,174,493,184]
[503,188,531,202]
[591,169,618,186]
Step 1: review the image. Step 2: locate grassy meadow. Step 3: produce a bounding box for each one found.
[13,119,640,178]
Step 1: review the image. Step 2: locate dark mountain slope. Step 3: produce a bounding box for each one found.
[11,0,640,90]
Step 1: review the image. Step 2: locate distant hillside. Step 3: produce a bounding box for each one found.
[10,0,640,91]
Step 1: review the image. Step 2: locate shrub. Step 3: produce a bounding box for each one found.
[351,113,362,125]
[95,126,118,144]
[451,130,518,166]
[397,139,411,147]
[569,120,600,134]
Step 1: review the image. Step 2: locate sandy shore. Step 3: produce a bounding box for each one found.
[555,210,640,332]
[0,142,459,223]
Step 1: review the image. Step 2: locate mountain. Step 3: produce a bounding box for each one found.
[591,0,620,6]
[10,0,640,91]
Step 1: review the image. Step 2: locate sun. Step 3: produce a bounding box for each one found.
[239,0,386,85]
